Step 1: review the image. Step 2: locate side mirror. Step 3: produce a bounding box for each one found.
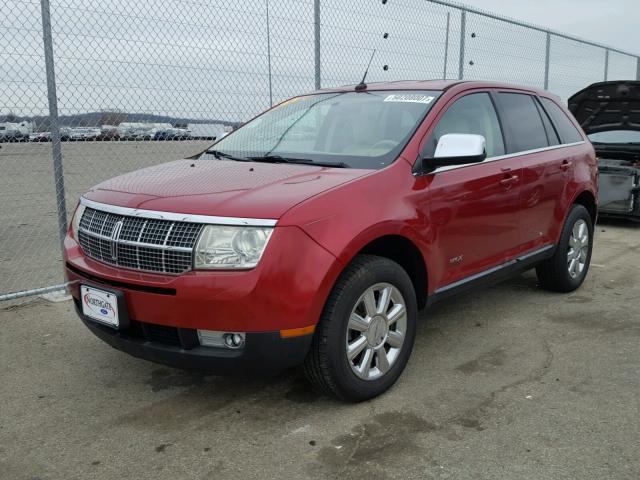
[416,134,487,173]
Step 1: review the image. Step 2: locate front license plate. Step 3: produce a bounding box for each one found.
[81,285,120,328]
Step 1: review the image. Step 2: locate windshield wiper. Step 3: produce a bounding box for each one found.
[205,150,251,162]
[247,155,349,168]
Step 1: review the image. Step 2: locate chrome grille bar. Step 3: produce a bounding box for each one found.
[77,228,192,251]
[135,220,147,271]
[80,197,278,227]
[77,206,203,274]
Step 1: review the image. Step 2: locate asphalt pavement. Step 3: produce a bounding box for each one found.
[1,220,639,479]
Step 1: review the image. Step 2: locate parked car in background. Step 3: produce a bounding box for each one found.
[69,127,101,141]
[59,127,71,141]
[30,132,51,142]
[0,128,29,142]
[96,127,120,141]
[569,81,640,220]
[173,128,191,140]
[65,80,597,401]
[29,128,71,141]
[153,129,175,141]
[117,128,136,141]
[153,128,191,141]
[119,128,154,141]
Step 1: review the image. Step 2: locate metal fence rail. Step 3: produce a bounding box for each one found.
[1,0,639,301]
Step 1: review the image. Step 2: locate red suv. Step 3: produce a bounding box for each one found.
[65,81,597,401]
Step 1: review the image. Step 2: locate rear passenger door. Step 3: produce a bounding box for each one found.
[421,92,523,288]
[494,92,565,251]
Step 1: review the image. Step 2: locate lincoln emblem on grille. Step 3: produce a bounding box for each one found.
[110,220,124,260]
[79,207,203,274]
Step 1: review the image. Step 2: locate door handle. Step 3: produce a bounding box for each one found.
[500,175,519,187]
[560,160,572,171]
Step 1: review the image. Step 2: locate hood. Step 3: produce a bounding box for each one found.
[84,159,372,219]
[568,81,640,135]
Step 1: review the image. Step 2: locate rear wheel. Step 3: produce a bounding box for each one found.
[536,204,593,292]
[304,255,417,402]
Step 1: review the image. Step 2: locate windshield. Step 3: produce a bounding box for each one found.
[588,130,640,144]
[204,90,441,169]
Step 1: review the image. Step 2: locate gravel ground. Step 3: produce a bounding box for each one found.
[1,220,639,480]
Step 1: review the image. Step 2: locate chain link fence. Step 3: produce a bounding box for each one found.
[1,0,639,301]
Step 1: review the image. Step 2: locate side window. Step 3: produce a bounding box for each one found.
[423,93,505,158]
[496,93,549,153]
[539,97,584,144]
[534,98,560,146]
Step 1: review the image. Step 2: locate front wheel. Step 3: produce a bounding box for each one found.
[536,204,594,292]
[304,255,417,402]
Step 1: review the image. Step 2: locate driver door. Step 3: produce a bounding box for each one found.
[419,92,523,289]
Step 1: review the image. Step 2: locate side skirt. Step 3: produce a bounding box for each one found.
[427,245,556,307]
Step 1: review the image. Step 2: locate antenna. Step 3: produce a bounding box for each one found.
[355,49,376,91]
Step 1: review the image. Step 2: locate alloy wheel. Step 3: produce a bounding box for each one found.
[345,282,407,381]
[567,218,589,279]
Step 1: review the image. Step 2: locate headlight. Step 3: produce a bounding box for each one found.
[70,203,86,240]
[194,225,274,269]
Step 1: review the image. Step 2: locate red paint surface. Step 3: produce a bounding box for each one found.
[65,80,597,332]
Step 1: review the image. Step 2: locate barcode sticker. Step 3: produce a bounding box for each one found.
[383,94,435,104]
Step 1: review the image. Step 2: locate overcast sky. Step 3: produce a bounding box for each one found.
[462,0,639,54]
[2,0,638,123]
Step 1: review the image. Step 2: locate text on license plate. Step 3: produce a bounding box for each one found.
[81,285,119,328]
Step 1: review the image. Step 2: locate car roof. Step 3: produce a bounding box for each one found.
[315,79,553,97]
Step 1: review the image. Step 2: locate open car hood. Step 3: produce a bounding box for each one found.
[568,81,640,135]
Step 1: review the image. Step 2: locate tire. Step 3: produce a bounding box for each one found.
[536,204,593,293]
[303,254,417,402]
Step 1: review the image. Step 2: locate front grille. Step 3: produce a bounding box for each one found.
[77,206,203,274]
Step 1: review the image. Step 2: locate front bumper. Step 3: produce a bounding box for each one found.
[74,301,313,375]
[64,225,342,333]
[65,224,344,373]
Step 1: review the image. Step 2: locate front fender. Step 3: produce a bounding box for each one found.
[301,217,435,297]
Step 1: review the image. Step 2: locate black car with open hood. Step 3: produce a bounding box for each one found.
[569,81,640,219]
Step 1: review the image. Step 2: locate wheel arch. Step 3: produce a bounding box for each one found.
[572,189,598,226]
[354,234,429,310]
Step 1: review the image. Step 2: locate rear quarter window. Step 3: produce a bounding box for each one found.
[495,93,549,153]
[539,97,584,144]
[534,98,560,146]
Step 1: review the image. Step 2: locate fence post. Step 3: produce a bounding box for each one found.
[39,0,68,254]
[458,8,466,80]
[604,48,609,81]
[443,12,450,79]
[544,32,551,90]
[266,0,273,106]
[314,0,321,90]
[637,57,640,80]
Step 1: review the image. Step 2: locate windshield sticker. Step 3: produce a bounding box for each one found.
[383,94,435,104]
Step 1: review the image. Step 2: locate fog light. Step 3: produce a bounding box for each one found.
[197,330,245,349]
[224,332,245,349]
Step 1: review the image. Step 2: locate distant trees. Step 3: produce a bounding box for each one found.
[1,111,19,122]
[99,110,127,126]
[34,118,51,132]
